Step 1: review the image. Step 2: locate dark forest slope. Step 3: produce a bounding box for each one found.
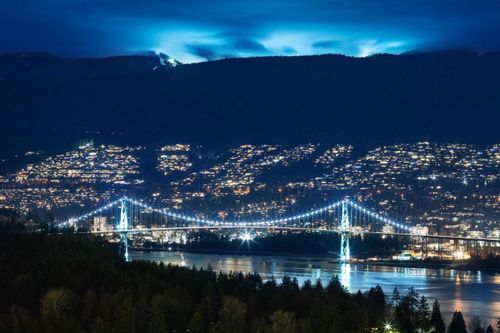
[1,51,499,154]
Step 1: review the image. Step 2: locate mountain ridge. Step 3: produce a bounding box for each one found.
[0,51,179,79]
[1,51,499,156]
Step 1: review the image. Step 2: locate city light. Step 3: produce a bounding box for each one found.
[452,250,470,260]
[383,320,394,332]
[7,143,499,245]
[239,230,254,242]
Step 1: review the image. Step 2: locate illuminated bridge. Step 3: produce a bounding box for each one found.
[61,197,500,261]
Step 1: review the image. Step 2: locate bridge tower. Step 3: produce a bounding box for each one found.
[118,198,129,261]
[340,201,351,262]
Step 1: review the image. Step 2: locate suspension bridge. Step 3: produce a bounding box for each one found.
[61,197,500,261]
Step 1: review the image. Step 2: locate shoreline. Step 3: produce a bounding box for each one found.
[365,260,500,273]
[130,247,500,273]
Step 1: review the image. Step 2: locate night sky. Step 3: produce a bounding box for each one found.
[2,0,500,63]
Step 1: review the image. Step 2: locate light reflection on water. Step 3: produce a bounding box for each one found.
[130,251,500,325]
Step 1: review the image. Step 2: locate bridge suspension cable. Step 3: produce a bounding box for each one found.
[61,196,414,233]
[59,196,500,262]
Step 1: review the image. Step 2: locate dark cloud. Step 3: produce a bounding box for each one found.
[313,40,341,49]
[184,36,268,61]
[231,39,268,53]
[185,45,221,61]
[282,47,297,55]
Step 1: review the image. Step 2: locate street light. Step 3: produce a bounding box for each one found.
[382,320,394,332]
[239,230,254,242]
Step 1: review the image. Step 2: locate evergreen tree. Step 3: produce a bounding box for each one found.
[326,275,346,298]
[148,294,169,333]
[270,310,298,333]
[40,288,76,323]
[81,289,97,326]
[430,300,446,333]
[448,311,467,333]
[9,305,39,333]
[114,293,136,333]
[40,288,80,333]
[469,316,485,333]
[394,297,413,333]
[188,310,206,333]
[5,229,489,333]
[314,279,323,292]
[251,318,271,333]
[366,285,386,310]
[406,288,421,315]
[218,297,247,333]
[297,318,314,333]
[391,287,401,308]
[416,295,430,332]
[399,287,421,333]
[484,324,493,333]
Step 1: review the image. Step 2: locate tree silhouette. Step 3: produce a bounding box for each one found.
[188,310,206,333]
[469,316,485,333]
[40,288,79,333]
[416,295,430,332]
[0,228,478,333]
[270,310,298,333]
[147,294,169,333]
[40,289,75,323]
[394,287,421,333]
[218,297,247,333]
[448,311,467,333]
[430,300,446,333]
[391,287,401,308]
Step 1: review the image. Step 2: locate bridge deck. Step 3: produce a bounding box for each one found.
[89,226,500,243]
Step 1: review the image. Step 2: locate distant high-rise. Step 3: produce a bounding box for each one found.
[92,216,108,232]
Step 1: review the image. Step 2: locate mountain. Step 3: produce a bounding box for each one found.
[0,51,179,79]
[0,51,499,155]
